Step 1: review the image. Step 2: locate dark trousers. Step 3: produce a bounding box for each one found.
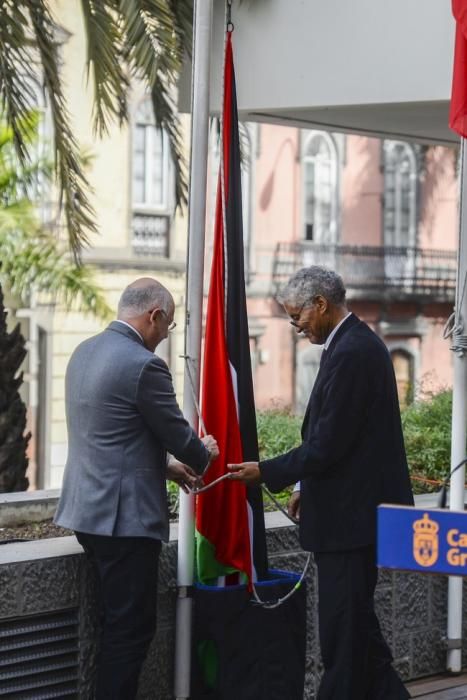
[314,545,410,700]
[76,532,162,700]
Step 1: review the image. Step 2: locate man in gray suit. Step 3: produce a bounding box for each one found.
[55,277,218,700]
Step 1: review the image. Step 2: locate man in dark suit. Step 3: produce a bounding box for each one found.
[55,277,219,700]
[229,266,413,699]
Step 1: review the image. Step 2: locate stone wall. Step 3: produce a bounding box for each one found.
[0,519,458,699]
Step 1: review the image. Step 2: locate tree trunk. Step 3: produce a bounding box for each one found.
[0,283,30,492]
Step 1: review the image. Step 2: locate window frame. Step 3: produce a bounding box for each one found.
[132,99,172,214]
[302,131,338,244]
[383,140,417,249]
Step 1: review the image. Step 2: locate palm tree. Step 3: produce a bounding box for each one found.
[0,114,112,491]
[0,284,30,493]
[0,0,192,258]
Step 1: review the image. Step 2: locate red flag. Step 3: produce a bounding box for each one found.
[450,0,467,136]
[195,33,267,588]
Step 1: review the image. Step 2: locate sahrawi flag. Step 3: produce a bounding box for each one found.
[450,0,467,136]
[196,32,268,587]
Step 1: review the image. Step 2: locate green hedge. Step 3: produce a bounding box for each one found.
[257,390,455,500]
[168,390,454,514]
[257,408,302,509]
[402,389,452,493]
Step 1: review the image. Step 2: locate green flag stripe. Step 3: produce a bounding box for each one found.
[196,530,242,585]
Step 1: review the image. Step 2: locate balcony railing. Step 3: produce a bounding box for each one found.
[131,212,170,257]
[272,242,457,303]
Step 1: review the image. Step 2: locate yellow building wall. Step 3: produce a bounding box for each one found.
[40,2,192,488]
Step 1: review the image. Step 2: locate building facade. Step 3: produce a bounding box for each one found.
[14,7,458,490]
[239,127,457,414]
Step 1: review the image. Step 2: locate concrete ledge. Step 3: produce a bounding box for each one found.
[0,489,60,527]
[0,535,83,564]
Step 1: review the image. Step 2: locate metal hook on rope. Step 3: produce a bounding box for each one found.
[226,0,234,32]
[443,311,467,356]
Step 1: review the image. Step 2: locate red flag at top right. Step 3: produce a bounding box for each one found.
[450,0,467,137]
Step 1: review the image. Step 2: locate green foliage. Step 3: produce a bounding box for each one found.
[167,391,455,514]
[0,115,112,320]
[256,407,302,509]
[167,480,179,517]
[0,0,194,257]
[401,389,452,493]
[257,407,302,461]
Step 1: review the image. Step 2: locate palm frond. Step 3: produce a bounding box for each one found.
[22,0,97,259]
[80,0,129,137]
[0,3,41,163]
[150,75,187,209]
[0,225,112,320]
[0,110,111,320]
[119,0,189,208]
[166,0,193,58]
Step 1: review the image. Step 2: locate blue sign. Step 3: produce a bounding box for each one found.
[377,505,467,576]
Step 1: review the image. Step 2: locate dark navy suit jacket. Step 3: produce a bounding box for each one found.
[260,314,414,552]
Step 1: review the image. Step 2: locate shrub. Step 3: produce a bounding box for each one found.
[401,389,452,493]
[168,390,455,515]
[256,407,302,509]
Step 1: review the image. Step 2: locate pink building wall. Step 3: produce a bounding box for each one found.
[243,126,458,411]
[341,137,383,246]
[419,147,458,251]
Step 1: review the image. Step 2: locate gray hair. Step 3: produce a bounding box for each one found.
[278,266,346,307]
[118,283,172,318]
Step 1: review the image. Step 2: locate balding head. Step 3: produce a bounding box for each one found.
[118,278,174,320]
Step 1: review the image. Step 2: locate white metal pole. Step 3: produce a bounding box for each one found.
[174,1,213,698]
[447,138,467,673]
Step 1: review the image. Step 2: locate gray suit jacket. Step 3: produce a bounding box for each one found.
[54,321,209,541]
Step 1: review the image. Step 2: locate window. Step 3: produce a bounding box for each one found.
[390,349,414,407]
[132,99,170,210]
[22,79,52,219]
[131,98,172,256]
[383,141,417,248]
[303,132,338,243]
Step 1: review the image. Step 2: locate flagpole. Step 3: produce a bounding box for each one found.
[174,1,213,698]
[447,137,467,673]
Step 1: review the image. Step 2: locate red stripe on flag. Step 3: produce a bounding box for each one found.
[196,34,253,585]
[450,0,467,137]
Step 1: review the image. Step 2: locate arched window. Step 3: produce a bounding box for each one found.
[303,132,338,243]
[132,99,170,210]
[383,141,417,248]
[390,348,414,407]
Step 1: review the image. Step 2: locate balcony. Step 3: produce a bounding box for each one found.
[272,242,457,303]
[131,212,170,257]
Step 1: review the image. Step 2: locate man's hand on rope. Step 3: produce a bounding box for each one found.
[167,459,203,493]
[201,434,220,462]
[227,461,261,484]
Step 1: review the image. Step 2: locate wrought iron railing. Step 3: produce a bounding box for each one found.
[272,242,457,302]
[131,212,170,257]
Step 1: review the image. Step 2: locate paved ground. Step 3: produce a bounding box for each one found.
[407,674,467,699]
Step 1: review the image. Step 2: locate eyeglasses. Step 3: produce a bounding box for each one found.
[160,309,177,332]
[288,301,308,328]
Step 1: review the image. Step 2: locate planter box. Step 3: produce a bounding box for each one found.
[0,509,462,698]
